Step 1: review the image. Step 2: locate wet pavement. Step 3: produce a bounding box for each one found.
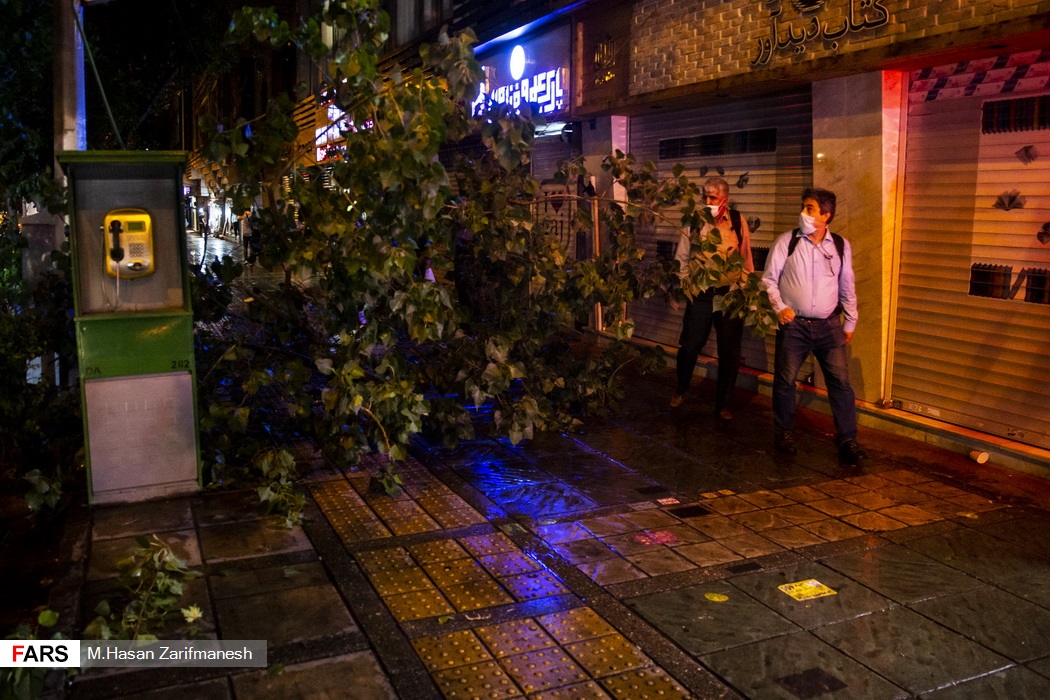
[52,367,1050,699]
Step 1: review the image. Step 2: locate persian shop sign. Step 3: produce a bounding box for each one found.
[472,25,570,116]
[751,0,890,67]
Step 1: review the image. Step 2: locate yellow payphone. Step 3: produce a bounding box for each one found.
[104,208,155,278]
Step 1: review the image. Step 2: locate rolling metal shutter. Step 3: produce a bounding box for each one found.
[893,51,1050,450]
[626,88,814,374]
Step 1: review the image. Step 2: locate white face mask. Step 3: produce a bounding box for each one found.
[798,212,820,235]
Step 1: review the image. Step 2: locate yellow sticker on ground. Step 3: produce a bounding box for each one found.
[777,579,838,601]
[704,592,729,603]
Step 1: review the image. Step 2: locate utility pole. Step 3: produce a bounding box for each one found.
[54,0,87,157]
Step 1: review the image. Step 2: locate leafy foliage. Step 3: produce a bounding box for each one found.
[84,535,202,641]
[1,610,65,700]
[192,0,776,489]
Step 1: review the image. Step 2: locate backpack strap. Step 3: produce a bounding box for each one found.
[728,209,742,244]
[787,229,845,262]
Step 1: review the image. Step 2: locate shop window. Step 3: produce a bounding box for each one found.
[982,95,1050,134]
[968,263,1012,299]
[659,128,777,160]
[1024,268,1050,305]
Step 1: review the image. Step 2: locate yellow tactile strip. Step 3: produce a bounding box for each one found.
[534,469,1006,584]
[413,608,689,699]
[357,534,563,622]
[312,458,487,545]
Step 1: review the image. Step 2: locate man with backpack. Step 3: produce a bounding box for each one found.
[669,177,754,421]
[762,188,867,465]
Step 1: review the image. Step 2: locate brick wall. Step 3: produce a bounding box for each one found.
[629,0,1050,97]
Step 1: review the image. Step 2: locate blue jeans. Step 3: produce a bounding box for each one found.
[676,288,744,411]
[773,316,858,445]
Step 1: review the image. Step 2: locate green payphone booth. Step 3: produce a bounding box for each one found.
[60,151,200,503]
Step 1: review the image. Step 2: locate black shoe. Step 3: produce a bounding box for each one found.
[775,431,797,454]
[839,440,868,465]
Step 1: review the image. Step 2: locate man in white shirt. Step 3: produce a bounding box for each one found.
[761,188,867,465]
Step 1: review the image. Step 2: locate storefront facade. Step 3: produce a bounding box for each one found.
[571,0,1050,452]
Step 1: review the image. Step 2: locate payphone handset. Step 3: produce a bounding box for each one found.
[103,208,155,279]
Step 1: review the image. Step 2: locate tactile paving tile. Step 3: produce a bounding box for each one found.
[370,499,429,520]
[564,634,650,678]
[431,660,524,699]
[479,551,542,578]
[536,608,618,645]
[411,629,492,673]
[387,514,442,536]
[461,532,518,557]
[432,507,490,529]
[311,480,367,508]
[408,538,471,564]
[500,571,569,601]
[443,579,515,612]
[599,667,691,699]
[367,566,432,597]
[476,619,557,658]
[356,547,415,575]
[383,586,455,622]
[500,647,590,694]
[329,518,392,545]
[424,558,492,587]
[527,680,612,699]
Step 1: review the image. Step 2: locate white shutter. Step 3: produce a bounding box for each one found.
[894,54,1050,450]
[626,88,814,374]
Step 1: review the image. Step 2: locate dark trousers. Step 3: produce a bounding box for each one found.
[773,316,858,445]
[675,289,743,411]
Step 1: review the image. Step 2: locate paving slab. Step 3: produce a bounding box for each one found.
[230,651,398,699]
[813,606,1013,695]
[702,631,908,700]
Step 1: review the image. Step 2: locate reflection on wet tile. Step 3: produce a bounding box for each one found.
[878,485,930,505]
[840,491,899,511]
[578,515,638,537]
[775,485,828,503]
[922,666,1050,700]
[821,544,982,604]
[702,632,907,700]
[494,482,597,518]
[730,561,892,628]
[995,565,1050,611]
[719,533,784,559]
[814,607,1011,694]
[478,551,541,578]
[906,528,1050,583]
[801,519,864,542]
[704,496,761,516]
[813,480,869,498]
[809,498,866,517]
[912,586,1050,662]
[844,474,896,491]
[876,504,940,526]
[625,549,694,576]
[555,538,618,565]
[763,526,827,550]
[578,557,647,585]
[767,504,826,525]
[533,521,591,545]
[629,581,799,655]
[688,515,753,539]
[731,510,796,532]
[618,510,681,530]
[91,500,194,540]
[676,541,742,567]
[840,512,907,532]
[738,490,797,509]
